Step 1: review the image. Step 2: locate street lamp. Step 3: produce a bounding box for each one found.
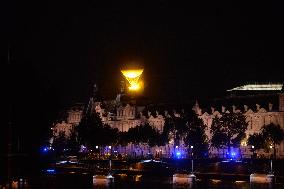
[96,146,98,149]
[191,145,194,174]
[251,145,255,173]
[269,144,273,159]
[190,145,194,158]
[251,145,255,158]
[269,144,273,174]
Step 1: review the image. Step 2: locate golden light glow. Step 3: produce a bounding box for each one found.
[128,84,140,91]
[121,69,144,91]
[241,140,247,146]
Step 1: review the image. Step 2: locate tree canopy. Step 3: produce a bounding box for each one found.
[184,114,208,158]
[76,112,118,149]
[211,112,248,155]
[262,123,284,158]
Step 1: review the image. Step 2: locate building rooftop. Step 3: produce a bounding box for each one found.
[227,83,283,91]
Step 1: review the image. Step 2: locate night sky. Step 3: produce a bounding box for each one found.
[5,2,284,108]
[2,2,284,170]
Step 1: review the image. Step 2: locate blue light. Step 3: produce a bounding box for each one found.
[46,169,56,174]
[227,151,239,160]
[42,147,49,153]
[175,151,181,159]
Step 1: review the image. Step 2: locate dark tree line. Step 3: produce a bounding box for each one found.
[248,123,284,159]
[52,109,210,159]
[49,104,284,160]
[76,112,119,150]
[185,115,209,158]
[210,112,248,157]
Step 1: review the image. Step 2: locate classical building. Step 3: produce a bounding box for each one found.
[196,83,284,158]
[52,83,284,158]
[52,103,84,137]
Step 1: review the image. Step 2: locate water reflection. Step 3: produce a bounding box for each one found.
[2,175,283,189]
[1,178,29,189]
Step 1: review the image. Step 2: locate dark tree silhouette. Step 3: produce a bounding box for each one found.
[261,123,284,159]
[211,112,248,157]
[127,123,160,146]
[53,131,67,156]
[77,112,118,150]
[162,117,175,144]
[66,127,80,155]
[184,115,208,158]
[248,133,265,151]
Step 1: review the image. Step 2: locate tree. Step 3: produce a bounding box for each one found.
[100,124,119,147]
[210,131,227,157]
[124,123,163,158]
[53,131,67,156]
[161,114,188,147]
[162,116,175,145]
[211,112,248,157]
[127,125,140,145]
[261,123,284,159]
[184,115,208,158]
[247,133,265,151]
[77,112,103,149]
[173,116,188,146]
[77,112,118,150]
[118,131,130,154]
[66,127,80,155]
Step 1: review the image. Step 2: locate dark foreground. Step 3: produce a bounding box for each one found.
[2,158,284,189]
[2,173,284,189]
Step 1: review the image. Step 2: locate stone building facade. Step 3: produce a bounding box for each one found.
[53,104,83,138]
[52,83,284,158]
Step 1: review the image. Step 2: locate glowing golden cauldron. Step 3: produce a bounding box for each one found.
[121,69,143,91]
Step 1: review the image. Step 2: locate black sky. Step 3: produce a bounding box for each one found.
[5,2,284,108]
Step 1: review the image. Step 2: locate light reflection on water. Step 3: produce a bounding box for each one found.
[2,175,283,189]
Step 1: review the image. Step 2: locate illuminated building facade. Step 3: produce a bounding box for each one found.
[52,104,84,137]
[197,83,284,158]
[52,82,284,158]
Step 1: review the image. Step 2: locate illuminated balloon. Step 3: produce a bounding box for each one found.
[121,69,144,91]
